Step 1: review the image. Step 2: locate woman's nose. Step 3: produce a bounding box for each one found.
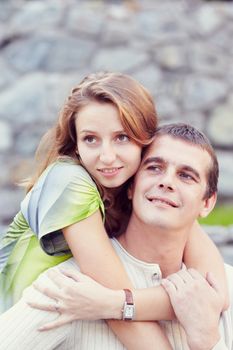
[99,145,116,164]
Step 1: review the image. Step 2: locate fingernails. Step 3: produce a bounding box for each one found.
[33,282,38,289]
[161,279,168,287]
[38,327,46,332]
[38,325,50,331]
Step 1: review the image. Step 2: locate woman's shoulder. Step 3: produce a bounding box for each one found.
[43,158,96,187]
[20,158,103,239]
[21,158,99,220]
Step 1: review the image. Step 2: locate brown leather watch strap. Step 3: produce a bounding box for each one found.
[123,288,134,305]
[122,288,135,320]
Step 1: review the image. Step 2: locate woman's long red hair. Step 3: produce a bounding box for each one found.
[26,72,158,235]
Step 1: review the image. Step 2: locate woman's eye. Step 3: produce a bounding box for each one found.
[117,134,129,142]
[83,135,97,144]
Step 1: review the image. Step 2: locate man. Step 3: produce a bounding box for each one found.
[0,123,232,349]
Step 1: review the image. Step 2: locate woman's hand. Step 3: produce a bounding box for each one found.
[26,268,124,331]
[162,269,224,350]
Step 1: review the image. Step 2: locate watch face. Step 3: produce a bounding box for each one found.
[125,305,134,318]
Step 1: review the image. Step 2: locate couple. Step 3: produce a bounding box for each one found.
[0,123,233,349]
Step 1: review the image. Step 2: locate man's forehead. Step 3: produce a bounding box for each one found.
[143,135,180,159]
[142,135,211,169]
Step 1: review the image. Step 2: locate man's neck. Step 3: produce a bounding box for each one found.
[118,216,191,277]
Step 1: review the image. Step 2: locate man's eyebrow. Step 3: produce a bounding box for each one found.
[142,157,165,166]
[180,165,200,180]
[142,158,201,179]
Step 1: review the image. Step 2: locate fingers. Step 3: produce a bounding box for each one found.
[206,272,221,293]
[38,315,71,331]
[187,268,205,281]
[59,268,83,283]
[47,268,85,288]
[162,268,206,294]
[161,279,177,295]
[27,300,61,313]
[33,269,80,299]
[168,268,206,284]
[31,268,88,307]
[33,280,62,300]
[33,271,80,301]
[206,272,227,312]
[166,269,193,288]
[47,269,70,289]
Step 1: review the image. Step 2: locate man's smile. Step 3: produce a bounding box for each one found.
[146,195,179,208]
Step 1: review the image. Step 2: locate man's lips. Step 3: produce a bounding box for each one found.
[147,196,179,208]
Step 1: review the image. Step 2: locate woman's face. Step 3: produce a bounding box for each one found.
[75,101,142,188]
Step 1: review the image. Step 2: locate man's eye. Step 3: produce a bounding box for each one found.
[83,136,96,144]
[117,134,129,142]
[147,165,161,172]
[180,172,194,180]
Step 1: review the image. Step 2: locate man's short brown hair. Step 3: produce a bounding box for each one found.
[152,123,219,199]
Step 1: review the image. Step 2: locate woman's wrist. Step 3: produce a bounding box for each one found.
[104,289,125,320]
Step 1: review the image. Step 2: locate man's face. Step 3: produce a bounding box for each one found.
[129,135,216,231]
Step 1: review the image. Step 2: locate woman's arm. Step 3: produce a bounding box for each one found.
[111,223,227,322]
[29,215,227,326]
[62,210,172,349]
[183,221,229,310]
[132,221,228,320]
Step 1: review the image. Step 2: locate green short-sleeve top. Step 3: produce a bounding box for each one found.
[0,159,104,312]
[21,159,104,255]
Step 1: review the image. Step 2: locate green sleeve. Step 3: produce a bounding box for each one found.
[21,160,104,256]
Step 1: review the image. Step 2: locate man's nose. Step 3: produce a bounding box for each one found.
[158,170,175,191]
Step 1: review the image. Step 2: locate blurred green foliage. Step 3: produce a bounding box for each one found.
[199,205,233,226]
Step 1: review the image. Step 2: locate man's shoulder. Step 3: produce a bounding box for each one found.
[224,263,233,279]
[224,264,233,312]
[225,263,233,287]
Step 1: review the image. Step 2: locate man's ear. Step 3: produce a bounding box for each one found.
[199,192,217,218]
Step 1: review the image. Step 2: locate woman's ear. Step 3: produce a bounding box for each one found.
[199,192,217,218]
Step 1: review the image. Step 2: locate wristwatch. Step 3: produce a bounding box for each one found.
[122,288,135,320]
